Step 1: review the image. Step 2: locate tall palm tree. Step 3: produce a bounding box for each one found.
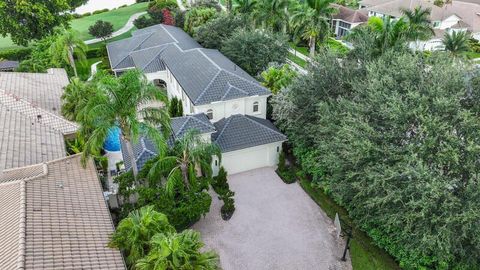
[61,77,96,121]
[443,30,470,56]
[290,0,337,57]
[109,206,176,266]
[147,129,221,195]
[135,230,219,270]
[234,0,257,14]
[366,16,408,54]
[77,70,171,178]
[253,0,290,33]
[402,7,434,50]
[50,28,87,78]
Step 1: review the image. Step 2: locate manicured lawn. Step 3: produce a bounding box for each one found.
[289,42,309,56]
[88,27,136,49]
[70,2,148,40]
[299,178,401,270]
[288,52,307,68]
[0,35,25,51]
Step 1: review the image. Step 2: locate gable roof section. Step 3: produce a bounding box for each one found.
[161,45,270,105]
[0,155,126,270]
[212,114,287,153]
[122,113,216,171]
[0,60,19,71]
[0,71,77,171]
[107,24,270,105]
[332,4,368,23]
[0,68,69,115]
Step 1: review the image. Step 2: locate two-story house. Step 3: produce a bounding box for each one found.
[107,24,287,175]
[359,0,480,51]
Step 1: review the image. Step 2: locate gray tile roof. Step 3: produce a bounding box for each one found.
[122,113,215,171]
[107,24,270,105]
[0,68,69,115]
[0,60,19,71]
[161,45,270,105]
[0,155,126,270]
[212,114,287,153]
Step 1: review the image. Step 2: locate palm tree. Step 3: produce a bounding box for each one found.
[234,0,257,14]
[77,70,171,178]
[109,206,176,266]
[147,129,221,195]
[50,28,87,78]
[366,16,408,54]
[135,230,219,270]
[290,0,337,57]
[61,77,96,121]
[443,30,470,56]
[402,7,434,50]
[253,0,290,33]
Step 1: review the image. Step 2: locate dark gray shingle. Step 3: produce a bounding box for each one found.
[212,114,287,153]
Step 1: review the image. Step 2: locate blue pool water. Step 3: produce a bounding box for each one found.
[103,127,121,152]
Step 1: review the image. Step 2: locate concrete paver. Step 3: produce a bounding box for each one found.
[193,167,352,270]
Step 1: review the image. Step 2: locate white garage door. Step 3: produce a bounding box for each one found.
[222,146,270,175]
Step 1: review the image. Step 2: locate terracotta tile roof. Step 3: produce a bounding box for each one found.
[0,69,69,115]
[332,4,369,23]
[0,155,126,270]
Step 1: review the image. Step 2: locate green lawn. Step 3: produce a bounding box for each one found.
[0,3,147,52]
[88,27,136,49]
[289,42,309,56]
[288,52,307,68]
[70,2,148,40]
[298,178,400,270]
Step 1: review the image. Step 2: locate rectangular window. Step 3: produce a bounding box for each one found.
[277,146,280,152]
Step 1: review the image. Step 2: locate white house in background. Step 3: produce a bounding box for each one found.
[359,0,480,50]
[107,24,287,175]
[331,4,369,38]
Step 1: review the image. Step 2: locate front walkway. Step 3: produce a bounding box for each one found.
[192,167,351,270]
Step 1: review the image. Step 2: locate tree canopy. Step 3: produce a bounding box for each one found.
[88,20,114,42]
[221,29,289,76]
[0,0,87,45]
[272,50,480,269]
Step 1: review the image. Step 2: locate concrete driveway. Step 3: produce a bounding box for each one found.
[192,167,351,270]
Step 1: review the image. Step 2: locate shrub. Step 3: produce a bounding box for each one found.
[97,45,108,58]
[149,0,178,10]
[184,7,218,35]
[86,48,99,58]
[193,14,243,49]
[221,30,289,76]
[175,10,186,28]
[71,13,82,19]
[82,12,92,17]
[0,48,32,61]
[168,96,183,117]
[162,8,175,25]
[133,16,155,29]
[92,8,109,15]
[220,191,235,220]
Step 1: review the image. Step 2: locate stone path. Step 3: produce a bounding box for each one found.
[84,11,147,45]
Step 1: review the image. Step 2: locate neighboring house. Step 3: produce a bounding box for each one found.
[108,24,287,175]
[359,0,480,50]
[331,4,369,38]
[0,155,126,270]
[0,60,19,72]
[0,69,126,269]
[0,69,77,171]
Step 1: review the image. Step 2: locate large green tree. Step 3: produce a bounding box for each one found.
[0,0,87,46]
[77,70,170,178]
[290,0,337,57]
[253,0,290,32]
[272,50,480,269]
[193,14,244,49]
[50,28,87,78]
[221,29,289,76]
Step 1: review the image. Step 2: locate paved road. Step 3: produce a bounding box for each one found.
[193,167,351,270]
[84,11,147,45]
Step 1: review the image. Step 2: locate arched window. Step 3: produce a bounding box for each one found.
[253,101,259,113]
[206,109,213,120]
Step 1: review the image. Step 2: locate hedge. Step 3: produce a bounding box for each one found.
[0,48,32,61]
